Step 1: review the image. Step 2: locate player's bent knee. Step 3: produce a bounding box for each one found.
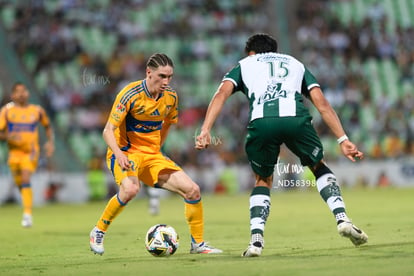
[120,179,140,201]
[184,184,200,201]
[159,170,201,200]
[121,187,139,202]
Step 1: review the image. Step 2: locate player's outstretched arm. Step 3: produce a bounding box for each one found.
[309,87,363,162]
[160,121,172,147]
[44,125,55,158]
[196,81,233,149]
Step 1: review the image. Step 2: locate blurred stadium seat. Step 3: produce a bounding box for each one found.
[0,0,412,172]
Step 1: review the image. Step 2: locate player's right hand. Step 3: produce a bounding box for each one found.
[195,130,211,150]
[116,152,131,170]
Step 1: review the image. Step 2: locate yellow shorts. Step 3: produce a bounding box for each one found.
[107,151,181,186]
[8,151,38,173]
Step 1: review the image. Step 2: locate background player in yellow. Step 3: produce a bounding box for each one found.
[89,53,222,255]
[0,82,54,227]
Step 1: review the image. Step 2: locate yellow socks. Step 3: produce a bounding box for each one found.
[185,199,204,244]
[20,183,33,215]
[95,194,204,242]
[96,194,126,232]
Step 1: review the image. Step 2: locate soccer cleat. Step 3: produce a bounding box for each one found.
[337,220,368,246]
[242,233,264,257]
[90,226,106,255]
[190,241,223,254]
[21,213,33,228]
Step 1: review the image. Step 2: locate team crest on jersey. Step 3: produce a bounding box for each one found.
[116,103,126,113]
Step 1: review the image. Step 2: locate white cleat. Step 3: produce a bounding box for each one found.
[90,226,106,255]
[242,233,264,257]
[21,214,33,228]
[337,220,368,246]
[190,241,223,254]
[242,244,263,257]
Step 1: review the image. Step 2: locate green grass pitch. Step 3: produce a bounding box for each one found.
[1,187,413,275]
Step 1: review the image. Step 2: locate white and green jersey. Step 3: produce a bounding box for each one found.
[223,52,320,121]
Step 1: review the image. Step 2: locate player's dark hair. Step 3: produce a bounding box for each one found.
[245,33,278,54]
[147,53,174,69]
[11,82,25,91]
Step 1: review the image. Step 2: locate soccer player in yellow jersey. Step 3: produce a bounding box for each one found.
[0,82,54,227]
[89,53,222,255]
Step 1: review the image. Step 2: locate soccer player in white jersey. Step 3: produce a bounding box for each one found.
[196,33,368,257]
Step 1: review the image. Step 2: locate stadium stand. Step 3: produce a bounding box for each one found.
[0,0,412,173]
[295,0,413,160]
[0,0,271,169]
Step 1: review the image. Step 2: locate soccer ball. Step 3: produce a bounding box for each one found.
[145,224,179,257]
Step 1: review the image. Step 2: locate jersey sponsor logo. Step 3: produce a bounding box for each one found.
[127,119,162,133]
[134,123,161,132]
[257,54,289,62]
[7,122,37,132]
[257,81,287,105]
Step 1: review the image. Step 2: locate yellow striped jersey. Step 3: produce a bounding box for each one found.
[107,79,178,154]
[0,102,51,155]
